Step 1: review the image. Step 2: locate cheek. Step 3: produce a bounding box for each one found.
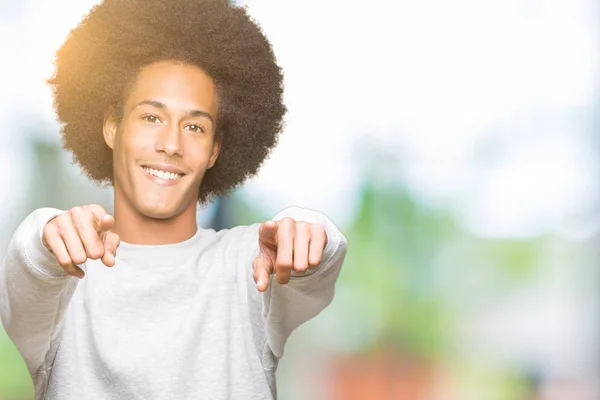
[186,139,216,167]
[120,123,155,155]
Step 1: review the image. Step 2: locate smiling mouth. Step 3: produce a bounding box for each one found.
[142,167,184,181]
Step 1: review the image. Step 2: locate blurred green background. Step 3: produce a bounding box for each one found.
[1,0,599,399]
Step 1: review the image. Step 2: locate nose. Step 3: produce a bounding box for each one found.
[155,123,183,157]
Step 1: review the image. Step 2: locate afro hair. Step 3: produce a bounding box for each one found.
[48,0,286,203]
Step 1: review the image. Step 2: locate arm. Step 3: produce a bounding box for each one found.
[0,205,118,376]
[0,208,77,376]
[255,206,348,358]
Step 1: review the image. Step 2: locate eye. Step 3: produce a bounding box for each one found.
[142,114,162,124]
[185,124,205,133]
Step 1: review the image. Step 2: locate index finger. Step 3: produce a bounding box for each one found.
[101,232,120,267]
[86,205,114,232]
[87,204,108,220]
[258,220,278,246]
[97,214,115,233]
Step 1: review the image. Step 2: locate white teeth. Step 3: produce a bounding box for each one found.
[143,167,182,181]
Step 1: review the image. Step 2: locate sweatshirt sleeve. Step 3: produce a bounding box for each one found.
[260,206,348,358]
[0,208,79,376]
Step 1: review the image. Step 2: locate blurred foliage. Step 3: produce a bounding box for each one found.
[0,329,33,400]
[337,179,546,361]
[26,137,113,214]
[473,239,546,281]
[338,181,456,357]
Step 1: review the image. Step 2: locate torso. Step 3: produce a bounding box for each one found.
[40,225,275,400]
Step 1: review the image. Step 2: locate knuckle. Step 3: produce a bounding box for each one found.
[110,235,120,248]
[280,217,295,229]
[68,206,83,218]
[54,214,70,230]
[300,223,312,235]
[71,255,87,265]
[295,264,308,271]
[312,224,326,236]
[78,207,96,223]
[87,249,104,260]
[309,257,321,266]
[52,213,71,229]
[277,259,293,269]
[42,223,57,239]
[86,204,107,215]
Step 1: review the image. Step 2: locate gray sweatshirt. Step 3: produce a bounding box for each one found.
[0,206,347,400]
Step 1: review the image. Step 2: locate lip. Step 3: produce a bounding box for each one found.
[140,163,188,175]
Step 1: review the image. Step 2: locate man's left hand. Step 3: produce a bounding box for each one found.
[253,218,327,292]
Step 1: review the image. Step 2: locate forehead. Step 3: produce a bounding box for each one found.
[124,61,218,115]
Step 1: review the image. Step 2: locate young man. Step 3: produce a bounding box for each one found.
[0,1,347,399]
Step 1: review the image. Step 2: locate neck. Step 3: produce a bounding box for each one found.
[111,190,198,245]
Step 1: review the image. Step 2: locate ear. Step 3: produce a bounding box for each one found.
[208,139,221,169]
[103,110,119,150]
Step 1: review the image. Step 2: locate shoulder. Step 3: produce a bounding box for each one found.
[204,223,261,261]
[213,223,260,243]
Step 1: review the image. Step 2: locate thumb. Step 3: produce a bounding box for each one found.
[259,220,278,246]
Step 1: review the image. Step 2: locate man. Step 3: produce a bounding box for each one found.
[0,1,347,399]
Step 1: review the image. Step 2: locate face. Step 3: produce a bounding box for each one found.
[103,61,220,220]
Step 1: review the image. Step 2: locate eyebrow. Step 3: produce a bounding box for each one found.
[131,100,215,125]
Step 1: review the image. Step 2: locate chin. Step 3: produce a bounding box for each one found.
[143,210,179,220]
[136,201,184,220]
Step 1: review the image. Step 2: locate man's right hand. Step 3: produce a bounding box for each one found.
[41,205,120,279]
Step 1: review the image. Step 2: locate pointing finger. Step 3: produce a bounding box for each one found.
[253,250,274,291]
[258,220,278,246]
[98,214,115,234]
[87,204,109,221]
[101,231,120,267]
[275,219,294,284]
[253,255,272,292]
